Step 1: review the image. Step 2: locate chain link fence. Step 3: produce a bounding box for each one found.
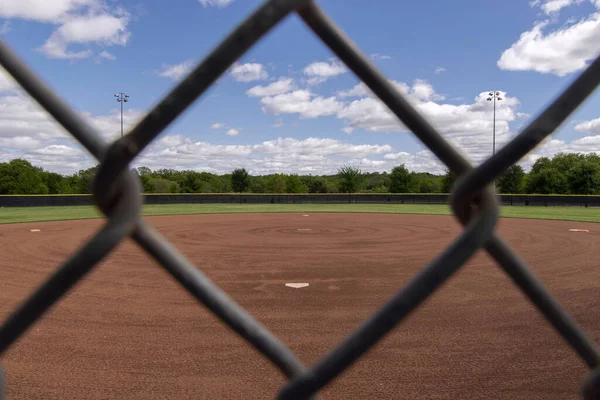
[1,1,600,398]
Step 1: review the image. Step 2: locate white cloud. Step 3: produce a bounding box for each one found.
[0,89,148,173]
[246,78,296,97]
[225,128,240,136]
[272,119,284,128]
[337,79,444,102]
[0,87,599,176]
[0,1,132,60]
[131,136,395,176]
[40,11,131,59]
[33,144,84,156]
[303,60,347,85]
[370,53,392,60]
[497,12,600,76]
[540,0,579,14]
[0,68,17,93]
[251,77,519,165]
[0,136,42,150]
[574,117,600,133]
[99,50,115,60]
[199,0,234,7]
[211,122,224,129]
[157,60,194,81]
[260,90,344,119]
[434,67,446,74]
[230,62,268,82]
[0,0,96,23]
[0,21,10,34]
[383,150,443,173]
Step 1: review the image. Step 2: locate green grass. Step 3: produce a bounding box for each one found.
[2,203,600,224]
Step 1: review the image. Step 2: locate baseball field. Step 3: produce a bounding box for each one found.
[0,205,599,399]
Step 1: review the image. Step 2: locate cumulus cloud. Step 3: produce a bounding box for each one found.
[370,53,392,60]
[157,59,194,81]
[0,88,147,173]
[99,50,116,60]
[245,75,523,165]
[135,136,394,175]
[497,10,600,76]
[259,90,344,119]
[0,0,132,60]
[246,78,296,97]
[339,89,520,164]
[225,128,240,136]
[303,60,347,85]
[230,62,268,82]
[199,0,234,7]
[536,0,580,15]
[0,21,10,34]
[574,117,600,134]
[337,79,444,102]
[0,68,17,93]
[211,122,224,129]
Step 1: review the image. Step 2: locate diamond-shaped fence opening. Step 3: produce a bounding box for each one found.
[1,1,600,399]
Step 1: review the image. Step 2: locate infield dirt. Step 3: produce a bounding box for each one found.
[0,213,599,399]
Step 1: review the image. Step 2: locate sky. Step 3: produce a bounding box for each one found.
[0,0,600,176]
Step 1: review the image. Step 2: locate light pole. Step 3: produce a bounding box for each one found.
[486,91,502,156]
[114,92,129,138]
[487,91,502,192]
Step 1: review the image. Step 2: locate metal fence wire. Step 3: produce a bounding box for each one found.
[1,1,600,398]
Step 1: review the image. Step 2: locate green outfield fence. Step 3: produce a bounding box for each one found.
[1,193,600,207]
[1,1,600,399]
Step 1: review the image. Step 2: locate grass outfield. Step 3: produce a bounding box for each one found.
[1,203,600,224]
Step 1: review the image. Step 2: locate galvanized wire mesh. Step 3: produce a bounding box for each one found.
[1,1,600,398]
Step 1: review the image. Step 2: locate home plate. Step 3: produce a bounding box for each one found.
[302,214,309,217]
[30,229,41,232]
[285,283,309,289]
[569,229,590,232]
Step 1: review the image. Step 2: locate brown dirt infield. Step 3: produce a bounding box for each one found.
[0,213,599,399]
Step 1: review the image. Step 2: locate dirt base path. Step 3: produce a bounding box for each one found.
[0,213,599,399]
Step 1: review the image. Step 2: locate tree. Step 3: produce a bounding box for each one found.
[151,178,179,193]
[497,164,525,194]
[441,169,457,193]
[337,165,363,193]
[567,161,600,194]
[526,167,567,194]
[285,174,308,193]
[73,166,99,194]
[301,176,329,193]
[250,176,268,193]
[388,164,412,193]
[551,153,584,175]
[266,174,286,193]
[231,168,250,193]
[181,171,204,193]
[526,157,568,194]
[0,159,48,194]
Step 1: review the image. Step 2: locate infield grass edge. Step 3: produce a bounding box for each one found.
[1,203,600,224]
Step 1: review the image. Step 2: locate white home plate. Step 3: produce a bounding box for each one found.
[30,229,41,232]
[569,229,590,232]
[285,283,309,288]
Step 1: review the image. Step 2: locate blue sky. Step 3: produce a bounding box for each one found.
[1,0,600,175]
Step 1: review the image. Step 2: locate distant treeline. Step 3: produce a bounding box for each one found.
[2,152,600,195]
